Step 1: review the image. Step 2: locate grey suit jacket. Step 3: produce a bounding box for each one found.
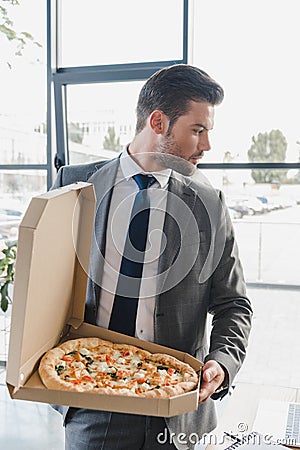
[51,157,252,450]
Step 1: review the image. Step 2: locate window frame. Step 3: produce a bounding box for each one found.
[48,0,189,174]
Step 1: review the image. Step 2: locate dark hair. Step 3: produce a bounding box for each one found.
[135,64,224,134]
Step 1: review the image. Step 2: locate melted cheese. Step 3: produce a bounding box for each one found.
[57,345,187,393]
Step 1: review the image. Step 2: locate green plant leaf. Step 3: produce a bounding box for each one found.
[0,294,8,313]
[0,241,17,312]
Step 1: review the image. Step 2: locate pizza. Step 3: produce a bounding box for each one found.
[38,337,199,398]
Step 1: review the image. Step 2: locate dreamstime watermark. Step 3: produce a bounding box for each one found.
[72,153,228,297]
[156,425,297,447]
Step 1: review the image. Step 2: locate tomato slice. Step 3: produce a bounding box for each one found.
[82,375,94,383]
[105,354,115,363]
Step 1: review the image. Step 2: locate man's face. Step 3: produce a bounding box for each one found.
[156,101,215,175]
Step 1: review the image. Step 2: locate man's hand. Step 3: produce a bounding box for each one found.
[199,360,225,403]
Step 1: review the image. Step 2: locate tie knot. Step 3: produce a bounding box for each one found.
[133,174,156,190]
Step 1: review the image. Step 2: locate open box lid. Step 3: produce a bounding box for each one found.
[6,182,96,389]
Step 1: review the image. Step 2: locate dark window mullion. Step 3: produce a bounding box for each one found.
[53,60,186,86]
[53,81,68,168]
[199,162,300,170]
[183,0,189,63]
[0,165,49,170]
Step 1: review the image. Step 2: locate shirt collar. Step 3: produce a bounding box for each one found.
[120,147,171,189]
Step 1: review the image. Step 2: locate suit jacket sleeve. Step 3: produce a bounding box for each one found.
[204,190,252,397]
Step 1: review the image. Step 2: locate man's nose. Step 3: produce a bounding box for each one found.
[198,133,211,151]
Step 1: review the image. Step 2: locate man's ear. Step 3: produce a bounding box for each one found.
[149,110,169,135]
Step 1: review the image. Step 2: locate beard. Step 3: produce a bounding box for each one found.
[154,135,197,177]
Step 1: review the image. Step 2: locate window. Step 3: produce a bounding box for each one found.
[66,81,143,164]
[50,0,188,168]
[0,0,48,241]
[50,0,299,294]
[191,0,300,289]
[59,0,184,67]
[192,0,300,165]
[0,1,48,363]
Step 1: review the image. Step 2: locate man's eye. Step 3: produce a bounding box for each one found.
[193,129,204,135]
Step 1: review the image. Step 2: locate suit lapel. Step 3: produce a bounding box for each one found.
[157,173,197,293]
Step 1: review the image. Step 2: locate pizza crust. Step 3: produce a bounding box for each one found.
[38,337,199,398]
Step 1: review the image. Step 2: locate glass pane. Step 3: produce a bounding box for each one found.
[0,0,46,164]
[192,0,300,163]
[0,124,47,165]
[0,169,47,361]
[67,81,143,164]
[0,170,47,242]
[199,168,300,286]
[238,286,300,387]
[60,0,183,66]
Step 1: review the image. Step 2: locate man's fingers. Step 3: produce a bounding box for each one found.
[199,378,221,402]
[202,369,212,382]
[202,367,219,382]
[202,365,222,384]
[199,360,226,403]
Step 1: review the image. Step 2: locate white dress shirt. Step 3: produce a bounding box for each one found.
[96,149,171,342]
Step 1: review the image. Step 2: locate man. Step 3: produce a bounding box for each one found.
[52,64,252,450]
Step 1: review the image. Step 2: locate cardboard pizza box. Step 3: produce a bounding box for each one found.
[6,182,202,417]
